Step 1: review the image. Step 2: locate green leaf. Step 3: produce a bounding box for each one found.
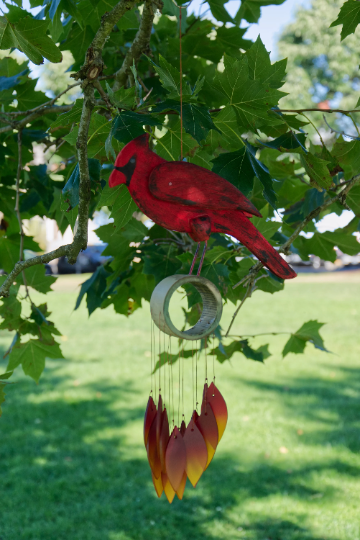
[347,186,360,214]
[143,244,182,284]
[332,137,360,178]
[62,159,101,209]
[300,153,333,189]
[111,111,160,145]
[302,229,360,262]
[282,320,328,357]
[153,100,220,143]
[330,0,360,40]
[7,338,64,383]
[150,55,182,98]
[246,36,286,89]
[75,266,109,315]
[259,131,306,152]
[50,100,83,129]
[211,142,276,206]
[0,5,62,65]
[17,265,56,293]
[15,79,47,111]
[155,121,198,161]
[0,292,22,331]
[212,338,269,363]
[213,55,285,131]
[208,0,233,23]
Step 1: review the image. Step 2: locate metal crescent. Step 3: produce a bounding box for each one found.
[150,274,223,340]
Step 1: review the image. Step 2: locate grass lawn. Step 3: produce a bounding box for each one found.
[1,273,360,540]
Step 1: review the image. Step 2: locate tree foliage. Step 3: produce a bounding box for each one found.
[0,0,360,413]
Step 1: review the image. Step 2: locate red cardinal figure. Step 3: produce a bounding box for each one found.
[108,134,296,280]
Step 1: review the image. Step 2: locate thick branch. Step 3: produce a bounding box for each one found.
[0,246,72,298]
[68,82,95,263]
[113,0,161,91]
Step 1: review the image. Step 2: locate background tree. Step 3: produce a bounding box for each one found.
[1,0,360,414]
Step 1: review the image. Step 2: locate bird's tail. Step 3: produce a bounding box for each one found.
[213,211,297,280]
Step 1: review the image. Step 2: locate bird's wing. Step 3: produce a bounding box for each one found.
[148,162,262,217]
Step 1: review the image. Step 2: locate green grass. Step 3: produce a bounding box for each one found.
[1,276,360,540]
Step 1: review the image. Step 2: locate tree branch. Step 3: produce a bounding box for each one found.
[113,0,162,91]
[0,106,72,135]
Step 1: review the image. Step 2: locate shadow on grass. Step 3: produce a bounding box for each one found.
[242,361,360,455]
[1,358,355,540]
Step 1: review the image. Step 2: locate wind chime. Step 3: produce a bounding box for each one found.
[107,0,297,506]
[145,274,227,502]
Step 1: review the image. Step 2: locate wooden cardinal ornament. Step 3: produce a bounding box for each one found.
[109,134,296,280]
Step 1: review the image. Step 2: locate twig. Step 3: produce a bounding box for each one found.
[113,0,162,91]
[225,279,255,337]
[323,114,359,140]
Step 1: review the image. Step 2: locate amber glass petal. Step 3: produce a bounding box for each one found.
[146,416,161,478]
[196,404,219,469]
[156,394,163,455]
[176,471,187,500]
[162,472,176,504]
[165,426,187,492]
[152,472,163,498]
[207,382,228,442]
[159,408,170,473]
[144,395,157,447]
[183,418,208,487]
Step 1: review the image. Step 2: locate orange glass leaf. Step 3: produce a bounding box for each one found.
[183,418,208,487]
[152,472,163,498]
[196,404,218,469]
[155,394,163,455]
[165,426,187,491]
[176,471,187,500]
[159,407,169,473]
[146,415,161,479]
[162,472,175,504]
[207,382,228,442]
[144,395,157,447]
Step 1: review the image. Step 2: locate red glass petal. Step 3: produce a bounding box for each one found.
[165,426,187,491]
[183,418,208,487]
[144,395,157,447]
[146,415,161,478]
[156,394,163,455]
[159,408,169,473]
[180,419,186,436]
[176,471,187,500]
[152,472,163,498]
[191,409,199,422]
[196,404,218,469]
[207,382,228,442]
[162,472,175,504]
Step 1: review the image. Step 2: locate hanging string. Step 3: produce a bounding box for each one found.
[170,336,174,426]
[195,340,198,411]
[205,337,208,383]
[153,321,156,398]
[158,316,161,395]
[150,319,153,395]
[178,343,181,426]
[179,5,183,161]
[213,333,215,383]
[192,342,194,412]
[181,342,185,422]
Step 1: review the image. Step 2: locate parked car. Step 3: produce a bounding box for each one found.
[57,244,109,274]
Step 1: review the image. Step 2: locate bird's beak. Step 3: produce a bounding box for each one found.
[109,167,126,188]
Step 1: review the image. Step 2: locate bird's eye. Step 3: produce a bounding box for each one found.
[130,157,136,164]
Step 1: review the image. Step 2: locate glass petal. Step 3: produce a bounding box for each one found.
[196,403,218,469]
[159,407,170,473]
[180,419,186,436]
[165,426,187,491]
[156,394,163,455]
[183,418,208,487]
[162,472,176,504]
[207,382,228,442]
[176,471,187,500]
[144,395,157,447]
[152,471,163,498]
[146,414,161,478]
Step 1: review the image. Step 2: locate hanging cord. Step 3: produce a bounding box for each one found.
[178,344,181,426]
[192,342,194,412]
[212,333,215,383]
[181,342,185,422]
[205,337,208,383]
[179,5,183,160]
[170,337,174,426]
[158,316,161,395]
[196,340,198,411]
